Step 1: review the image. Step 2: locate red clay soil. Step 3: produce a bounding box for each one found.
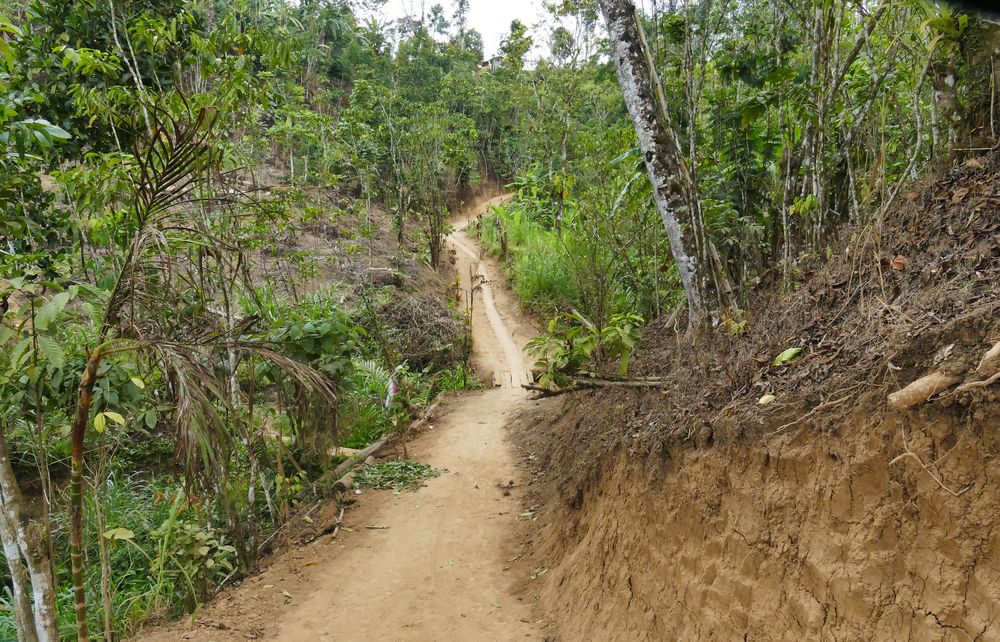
[512,153,1000,640]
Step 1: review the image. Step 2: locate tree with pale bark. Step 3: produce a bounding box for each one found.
[598,0,733,327]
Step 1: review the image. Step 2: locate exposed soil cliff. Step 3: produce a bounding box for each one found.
[514,153,1000,641]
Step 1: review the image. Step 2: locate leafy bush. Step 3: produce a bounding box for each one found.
[341,360,481,448]
[148,520,237,610]
[526,311,643,387]
[255,289,361,384]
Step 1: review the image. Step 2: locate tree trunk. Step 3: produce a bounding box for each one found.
[957,17,1000,143]
[931,52,963,150]
[94,438,116,642]
[0,518,37,642]
[70,350,104,642]
[597,0,731,327]
[0,424,58,642]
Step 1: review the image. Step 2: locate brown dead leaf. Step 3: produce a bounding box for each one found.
[891,255,909,270]
[951,187,969,204]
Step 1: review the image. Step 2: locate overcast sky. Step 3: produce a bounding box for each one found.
[372,0,547,58]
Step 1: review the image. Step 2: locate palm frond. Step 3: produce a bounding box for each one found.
[92,100,342,486]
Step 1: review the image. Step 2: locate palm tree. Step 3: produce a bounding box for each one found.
[64,100,339,640]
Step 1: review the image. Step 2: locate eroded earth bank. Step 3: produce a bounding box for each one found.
[511,153,1000,641]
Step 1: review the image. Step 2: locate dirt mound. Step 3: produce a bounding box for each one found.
[514,154,1000,640]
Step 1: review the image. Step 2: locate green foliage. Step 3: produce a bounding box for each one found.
[274,470,308,510]
[527,311,643,387]
[773,346,804,367]
[479,203,579,312]
[260,293,360,385]
[148,501,237,610]
[341,360,480,449]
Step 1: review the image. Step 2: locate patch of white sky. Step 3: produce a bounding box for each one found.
[365,0,551,59]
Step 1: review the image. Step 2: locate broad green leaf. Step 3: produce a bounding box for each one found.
[94,413,106,434]
[10,337,32,369]
[36,335,65,369]
[103,411,126,426]
[33,130,52,148]
[773,347,804,366]
[103,527,135,541]
[130,376,145,389]
[43,124,72,140]
[35,291,71,331]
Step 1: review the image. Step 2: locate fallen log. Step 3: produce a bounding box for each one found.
[329,437,388,480]
[523,377,671,398]
[333,472,355,493]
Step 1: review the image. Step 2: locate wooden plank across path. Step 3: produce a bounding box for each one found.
[492,370,535,388]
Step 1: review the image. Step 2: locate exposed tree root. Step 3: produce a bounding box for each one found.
[889,425,971,498]
[888,372,962,409]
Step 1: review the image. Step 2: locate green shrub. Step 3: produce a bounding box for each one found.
[526,311,643,387]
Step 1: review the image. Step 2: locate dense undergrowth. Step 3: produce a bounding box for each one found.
[2,0,997,638]
[0,267,477,640]
[478,160,684,329]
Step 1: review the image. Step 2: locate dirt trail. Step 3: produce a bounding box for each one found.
[271,195,538,641]
[142,194,542,641]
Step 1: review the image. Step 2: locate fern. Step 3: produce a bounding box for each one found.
[353,358,391,387]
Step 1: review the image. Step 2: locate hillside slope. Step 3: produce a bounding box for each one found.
[514,153,1000,641]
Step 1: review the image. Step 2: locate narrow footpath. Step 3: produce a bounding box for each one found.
[142,193,543,641]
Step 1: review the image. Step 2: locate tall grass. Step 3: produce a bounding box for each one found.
[479,203,579,314]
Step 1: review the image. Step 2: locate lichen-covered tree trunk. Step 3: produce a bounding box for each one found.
[0,512,36,642]
[597,0,730,327]
[0,425,58,642]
